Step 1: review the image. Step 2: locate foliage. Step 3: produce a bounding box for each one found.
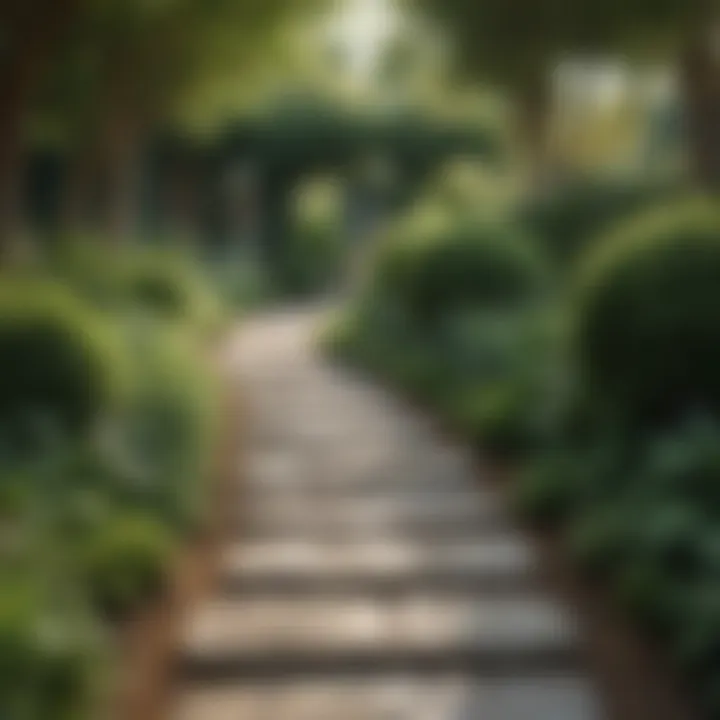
[106,320,218,527]
[575,198,720,427]
[370,211,548,324]
[119,249,222,330]
[79,512,175,619]
[517,175,680,266]
[0,572,103,720]
[0,279,125,441]
[49,240,223,330]
[279,216,343,297]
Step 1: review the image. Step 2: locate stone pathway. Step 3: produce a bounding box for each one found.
[171,310,603,720]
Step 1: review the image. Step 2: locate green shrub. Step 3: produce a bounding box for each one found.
[575,199,720,427]
[373,215,547,325]
[50,240,222,330]
[102,321,218,527]
[120,250,221,329]
[0,575,102,720]
[280,217,342,297]
[518,176,678,265]
[0,280,124,440]
[80,512,175,618]
[512,453,584,525]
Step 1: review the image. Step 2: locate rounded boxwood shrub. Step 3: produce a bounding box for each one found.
[0,280,124,439]
[80,512,175,619]
[121,250,220,329]
[575,200,720,426]
[372,214,548,325]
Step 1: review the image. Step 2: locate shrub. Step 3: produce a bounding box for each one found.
[80,512,175,618]
[0,280,124,440]
[280,217,342,297]
[518,176,678,265]
[512,452,584,525]
[373,215,547,325]
[0,574,101,720]
[575,199,720,427]
[49,240,222,330]
[100,321,218,527]
[120,250,221,330]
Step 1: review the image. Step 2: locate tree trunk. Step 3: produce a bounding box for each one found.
[0,67,29,261]
[0,0,80,261]
[679,28,720,190]
[514,70,554,193]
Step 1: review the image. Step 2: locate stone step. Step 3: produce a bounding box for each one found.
[180,596,580,682]
[173,675,601,720]
[220,538,534,585]
[236,497,508,541]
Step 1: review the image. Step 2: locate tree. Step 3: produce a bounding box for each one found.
[0,0,80,258]
[412,0,720,190]
[32,0,328,242]
[411,0,578,187]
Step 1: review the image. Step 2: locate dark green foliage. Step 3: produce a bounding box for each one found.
[0,281,123,440]
[575,199,720,427]
[112,322,218,527]
[279,217,343,297]
[373,215,547,325]
[518,177,679,266]
[512,452,584,525]
[80,513,175,619]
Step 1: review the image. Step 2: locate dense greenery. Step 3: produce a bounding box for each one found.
[575,200,720,428]
[0,281,123,438]
[517,176,680,266]
[329,180,720,716]
[327,206,556,456]
[0,247,221,719]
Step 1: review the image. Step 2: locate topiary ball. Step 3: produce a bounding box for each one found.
[373,213,548,325]
[575,199,720,427]
[0,280,124,440]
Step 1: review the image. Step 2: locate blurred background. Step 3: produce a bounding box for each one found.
[3,0,720,718]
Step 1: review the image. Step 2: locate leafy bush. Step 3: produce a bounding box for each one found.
[120,250,221,330]
[50,240,222,330]
[280,217,343,297]
[0,574,102,720]
[80,512,175,618]
[372,214,547,325]
[575,199,720,427]
[518,176,678,265]
[0,280,124,440]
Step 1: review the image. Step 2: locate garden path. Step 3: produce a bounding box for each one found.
[171,309,602,720]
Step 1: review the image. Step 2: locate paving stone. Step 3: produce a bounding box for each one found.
[172,310,600,719]
[220,538,533,581]
[174,676,600,720]
[181,595,576,664]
